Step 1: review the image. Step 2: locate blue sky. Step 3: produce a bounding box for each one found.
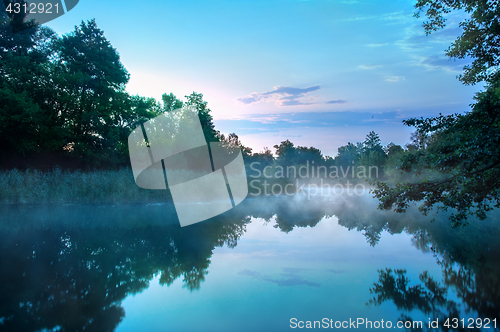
[46,0,481,157]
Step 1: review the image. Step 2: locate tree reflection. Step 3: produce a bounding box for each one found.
[345,194,500,331]
[0,205,249,332]
[240,194,500,331]
[368,268,465,331]
[368,263,500,331]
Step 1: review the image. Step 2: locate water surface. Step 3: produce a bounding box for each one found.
[1,194,499,331]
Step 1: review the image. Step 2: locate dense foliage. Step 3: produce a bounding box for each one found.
[373,0,500,226]
[415,0,500,85]
[0,6,218,169]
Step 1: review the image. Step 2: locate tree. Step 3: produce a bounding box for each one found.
[408,130,429,150]
[374,86,500,225]
[218,132,252,157]
[363,131,383,152]
[51,19,131,167]
[0,5,225,170]
[335,142,360,167]
[0,2,74,166]
[162,92,183,113]
[415,0,500,85]
[295,146,324,165]
[383,143,405,179]
[360,131,386,169]
[385,143,404,157]
[0,15,164,169]
[273,139,296,166]
[184,92,219,142]
[373,0,500,226]
[113,95,163,161]
[249,147,274,169]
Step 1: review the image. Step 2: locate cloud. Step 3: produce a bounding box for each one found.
[237,85,321,107]
[281,100,313,106]
[396,23,464,51]
[358,64,382,70]
[215,111,402,133]
[366,43,389,47]
[416,54,471,73]
[237,96,259,104]
[327,99,348,104]
[385,76,405,82]
[238,268,320,287]
[381,11,413,24]
[262,86,321,96]
[345,11,412,24]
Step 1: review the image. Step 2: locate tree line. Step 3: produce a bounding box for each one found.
[245,130,407,179]
[0,4,220,169]
[0,3,403,175]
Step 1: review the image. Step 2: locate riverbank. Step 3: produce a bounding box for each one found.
[0,168,297,205]
[0,168,173,205]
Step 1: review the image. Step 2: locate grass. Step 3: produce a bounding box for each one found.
[0,167,299,205]
[0,168,173,205]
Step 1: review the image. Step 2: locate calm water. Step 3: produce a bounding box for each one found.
[1,194,499,331]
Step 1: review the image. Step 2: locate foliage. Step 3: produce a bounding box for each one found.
[273,139,325,166]
[273,139,296,165]
[0,207,249,331]
[415,0,500,85]
[368,268,449,314]
[51,19,132,167]
[373,0,500,225]
[0,168,173,204]
[385,142,404,159]
[335,142,360,167]
[360,131,387,169]
[250,147,274,165]
[218,132,253,157]
[0,11,220,169]
[373,80,500,226]
[185,92,219,142]
[0,3,58,160]
[0,13,154,168]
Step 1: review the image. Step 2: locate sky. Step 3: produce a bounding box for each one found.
[45,0,482,157]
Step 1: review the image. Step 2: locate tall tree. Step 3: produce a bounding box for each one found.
[162,92,183,113]
[52,19,131,167]
[295,146,324,165]
[184,92,218,142]
[360,131,386,169]
[218,133,252,157]
[249,147,274,169]
[0,1,61,165]
[335,142,360,167]
[273,140,296,166]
